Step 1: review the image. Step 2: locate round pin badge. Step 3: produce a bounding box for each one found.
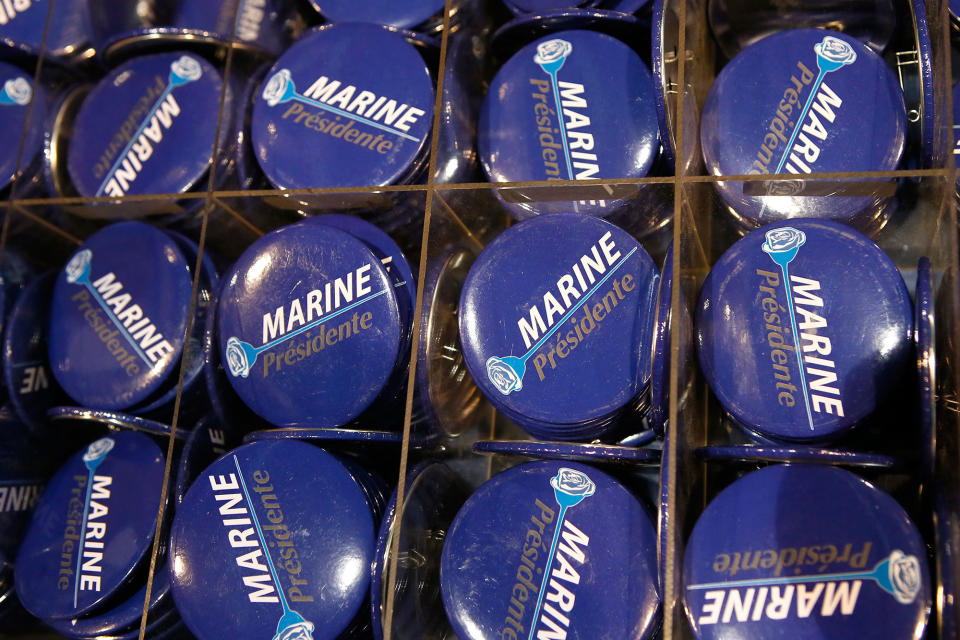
[3,273,68,435]
[473,439,662,464]
[169,439,379,640]
[459,213,659,440]
[0,0,96,64]
[251,23,434,189]
[14,431,165,620]
[696,219,912,443]
[700,29,905,231]
[48,222,193,411]
[479,29,659,218]
[694,444,899,468]
[307,0,445,30]
[683,464,930,640]
[0,63,46,195]
[706,0,895,60]
[371,462,469,640]
[440,460,661,640]
[217,221,404,429]
[66,51,222,198]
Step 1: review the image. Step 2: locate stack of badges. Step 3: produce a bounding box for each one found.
[369,461,469,640]
[251,23,435,190]
[0,63,47,199]
[169,439,387,640]
[3,272,69,434]
[0,0,99,66]
[706,0,895,60]
[304,0,448,33]
[100,0,294,63]
[58,52,227,216]
[459,213,660,441]
[700,29,906,234]
[695,219,913,445]
[14,432,179,639]
[683,464,930,640]
[478,28,661,222]
[440,461,661,640]
[48,221,217,425]
[216,218,415,431]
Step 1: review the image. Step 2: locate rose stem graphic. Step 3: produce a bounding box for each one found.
[756,37,856,220]
[486,247,637,394]
[686,550,919,604]
[73,443,112,608]
[535,46,575,182]
[95,60,202,196]
[66,251,152,367]
[263,69,419,142]
[762,230,814,431]
[233,456,312,638]
[226,285,392,378]
[526,474,593,640]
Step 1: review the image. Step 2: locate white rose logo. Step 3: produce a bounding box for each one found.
[65,249,92,284]
[486,356,523,395]
[551,468,596,499]
[171,55,203,83]
[225,336,251,378]
[815,35,857,67]
[1,77,31,106]
[82,437,115,463]
[262,69,293,107]
[533,39,572,67]
[762,226,806,255]
[888,550,921,604]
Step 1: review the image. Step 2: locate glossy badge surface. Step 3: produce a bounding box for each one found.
[218,221,403,428]
[251,23,434,189]
[48,222,192,411]
[306,0,444,30]
[459,214,659,439]
[169,440,377,640]
[700,29,905,230]
[479,30,659,217]
[4,273,67,434]
[440,460,661,640]
[67,51,222,198]
[696,219,912,442]
[14,432,165,620]
[0,62,46,193]
[0,0,95,62]
[683,464,930,640]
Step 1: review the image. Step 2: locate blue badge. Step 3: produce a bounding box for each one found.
[172,0,290,56]
[441,460,660,640]
[48,222,193,411]
[169,440,378,640]
[707,0,895,60]
[0,0,95,62]
[217,221,403,428]
[953,81,960,185]
[695,219,912,442]
[67,52,222,198]
[479,30,659,217]
[14,431,165,620]
[683,464,930,640]
[458,214,659,439]
[306,214,416,360]
[700,29,905,229]
[0,63,46,194]
[251,23,434,189]
[306,0,444,30]
[3,273,68,435]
